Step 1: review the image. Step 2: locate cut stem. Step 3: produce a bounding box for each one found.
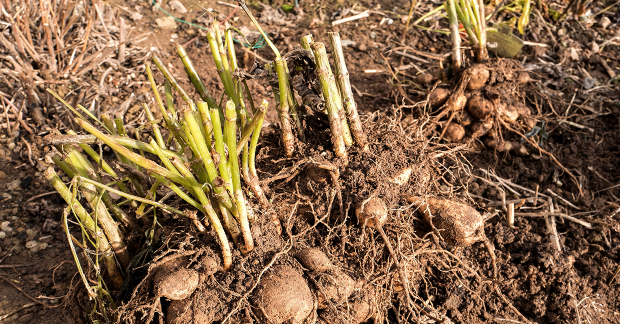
[328,32,369,151]
[310,42,347,159]
[446,0,462,71]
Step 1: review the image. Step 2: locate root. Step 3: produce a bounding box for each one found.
[499,118,583,196]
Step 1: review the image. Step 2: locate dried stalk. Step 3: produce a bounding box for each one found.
[328,32,369,151]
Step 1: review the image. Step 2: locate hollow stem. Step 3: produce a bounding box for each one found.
[328,32,369,151]
[310,42,347,159]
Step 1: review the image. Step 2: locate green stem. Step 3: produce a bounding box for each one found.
[143,103,165,149]
[207,31,238,107]
[237,0,281,58]
[176,44,219,108]
[224,100,253,253]
[274,58,296,157]
[65,149,130,268]
[235,103,266,155]
[179,105,237,213]
[209,106,234,195]
[76,118,194,189]
[152,54,193,105]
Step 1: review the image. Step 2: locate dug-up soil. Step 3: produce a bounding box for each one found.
[1,0,619,323]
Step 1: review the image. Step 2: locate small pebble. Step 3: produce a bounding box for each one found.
[357,43,368,52]
[0,231,6,239]
[598,17,611,29]
[26,240,37,249]
[6,180,21,191]
[171,33,179,39]
[156,16,177,29]
[387,18,394,25]
[370,31,377,39]
[0,221,12,232]
[340,39,356,47]
[583,77,596,89]
[7,142,15,150]
[169,0,187,14]
[0,171,6,179]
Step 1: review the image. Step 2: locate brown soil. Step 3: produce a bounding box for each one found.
[1,0,619,323]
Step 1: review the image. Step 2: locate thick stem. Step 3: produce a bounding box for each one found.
[310,42,348,159]
[45,167,124,288]
[300,34,315,59]
[274,58,296,157]
[328,32,369,151]
[224,100,253,253]
[446,0,462,71]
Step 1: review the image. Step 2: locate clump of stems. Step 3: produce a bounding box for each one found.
[47,30,271,280]
[445,0,488,62]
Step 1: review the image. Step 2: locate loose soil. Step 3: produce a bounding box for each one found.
[1,0,619,323]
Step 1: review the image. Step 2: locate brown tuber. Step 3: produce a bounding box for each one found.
[443,122,465,143]
[356,197,388,229]
[404,195,497,279]
[466,65,490,90]
[470,118,494,138]
[446,94,468,112]
[467,94,493,119]
[517,72,530,84]
[153,256,200,301]
[416,73,434,85]
[428,87,451,108]
[315,268,356,309]
[166,289,224,324]
[459,109,474,127]
[499,104,520,124]
[251,265,314,324]
[294,247,334,272]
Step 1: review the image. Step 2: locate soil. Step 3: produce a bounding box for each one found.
[1,0,619,323]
